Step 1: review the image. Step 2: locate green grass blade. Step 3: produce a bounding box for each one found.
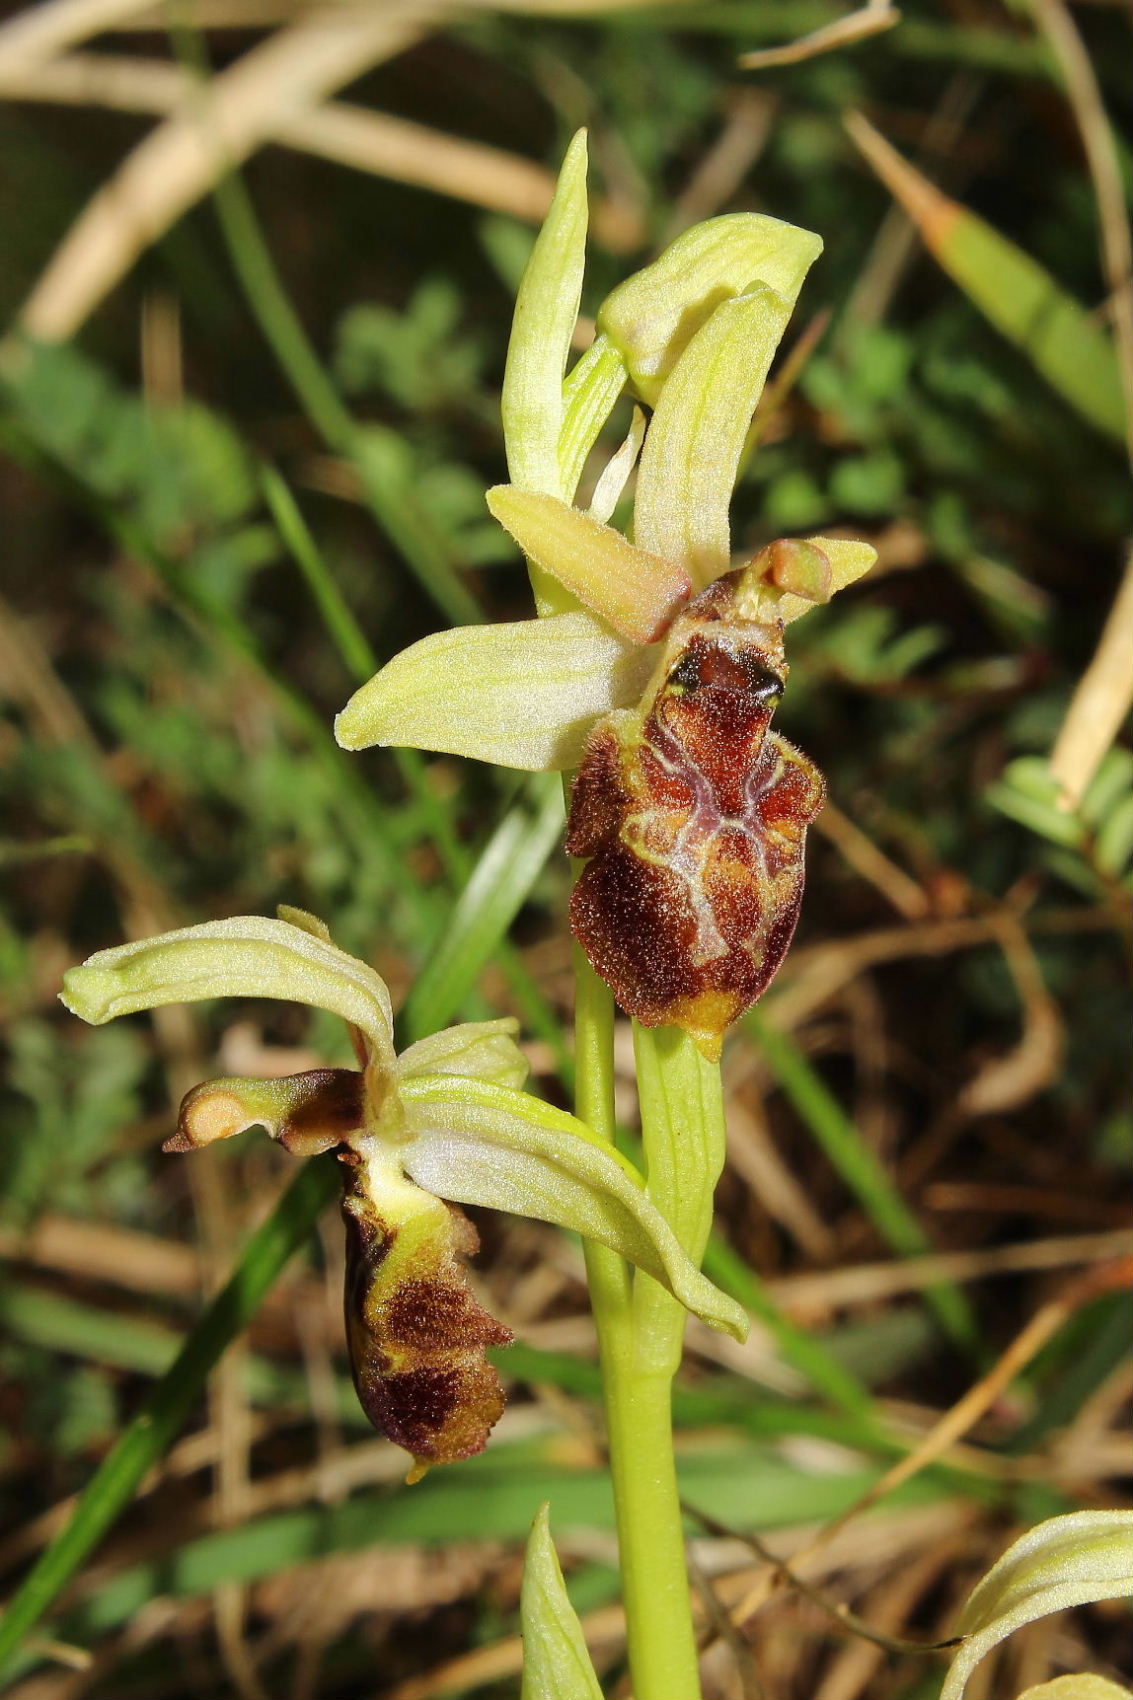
[0,1155,341,1678]
[701,1233,874,1417]
[59,1444,954,1645]
[846,112,1126,445]
[402,774,565,1043]
[748,1013,979,1349]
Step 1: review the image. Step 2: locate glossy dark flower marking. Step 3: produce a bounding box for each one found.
[567,569,825,1059]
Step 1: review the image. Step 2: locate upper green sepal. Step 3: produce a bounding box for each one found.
[501,127,590,504]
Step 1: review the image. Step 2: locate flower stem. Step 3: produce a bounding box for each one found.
[574,954,712,1699]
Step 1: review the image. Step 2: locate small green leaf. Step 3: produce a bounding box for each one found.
[634,284,798,586]
[941,1511,1133,1700]
[399,1076,750,1340]
[60,916,395,1066]
[597,213,822,406]
[487,486,689,643]
[520,1505,603,1700]
[334,613,657,772]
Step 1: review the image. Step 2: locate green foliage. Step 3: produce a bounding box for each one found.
[987,748,1133,894]
[1,1022,149,1221]
[0,2,1129,1692]
[334,279,488,411]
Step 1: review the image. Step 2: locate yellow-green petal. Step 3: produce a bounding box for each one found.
[597,212,822,407]
[487,486,689,644]
[334,613,657,772]
[776,535,877,623]
[634,284,798,587]
[169,1069,364,1155]
[395,1018,528,1091]
[398,1076,749,1341]
[60,915,395,1066]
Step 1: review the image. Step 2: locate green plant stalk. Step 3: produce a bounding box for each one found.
[0,1156,340,1679]
[573,954,702,1698]
[572,952,723,1698]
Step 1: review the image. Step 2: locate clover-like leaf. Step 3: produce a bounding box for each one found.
[60,915,395,1068]
[397,1075,750,1340]
[335,611,658,772]
[520,1504,604,1700]
[940,1511,1133,1700]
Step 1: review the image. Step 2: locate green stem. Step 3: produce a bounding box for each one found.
[573,958,709,1699]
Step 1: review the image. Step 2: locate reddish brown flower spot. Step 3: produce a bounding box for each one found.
[568,569,825,1059]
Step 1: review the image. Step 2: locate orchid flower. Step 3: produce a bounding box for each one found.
[334,132,877,779]
[61,906,746,1478]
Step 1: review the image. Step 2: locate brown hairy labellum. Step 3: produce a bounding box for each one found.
[341,1156,513,1480]
[567,568,825,1060]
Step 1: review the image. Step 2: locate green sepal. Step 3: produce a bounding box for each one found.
[597,212,822,406]
[60,915,395,1068]
[502,128,588,504]
[520,1504,603,1700]
[633,283,797,587]
[335,612,657,772]
[398,1075,750,1340]
[941,1511,1133,1700]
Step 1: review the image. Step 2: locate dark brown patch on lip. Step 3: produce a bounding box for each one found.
[385,1278,514,1352]
[361,1365,461,1453]
[340,1168,513,1466]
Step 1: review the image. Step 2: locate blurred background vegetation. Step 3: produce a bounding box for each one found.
[0,1,1129,1697]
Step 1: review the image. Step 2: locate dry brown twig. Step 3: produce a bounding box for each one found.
[11,2,445,341]
[765,1256,1133,1588]
[739,0,901,70]
[1048,550,1133,811]
[0,52,641,249]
